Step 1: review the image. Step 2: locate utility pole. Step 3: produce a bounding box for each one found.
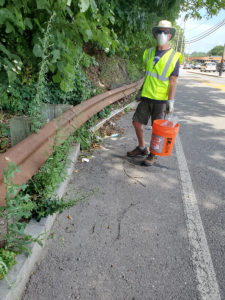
[219,43,225,76]
[180,35,184,56]
[176,28,181,52]
[187,43,191,62]
[182,20,186,60]
[180,20,186,61]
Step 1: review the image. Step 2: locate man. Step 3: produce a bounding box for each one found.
[127,20,182,166]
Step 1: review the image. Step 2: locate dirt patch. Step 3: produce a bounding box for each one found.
[84,49,131,91]
[99,118,125,138]
[78,107,132,164]
[0,112,12,153]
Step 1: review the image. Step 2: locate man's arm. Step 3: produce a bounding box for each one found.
[166,75,178,113]
[168,75,178,100]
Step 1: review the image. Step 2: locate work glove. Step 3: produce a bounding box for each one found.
[166,100,175,113]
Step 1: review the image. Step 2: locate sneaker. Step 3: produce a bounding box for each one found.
[142,153,158,166]
[127,146,148,157]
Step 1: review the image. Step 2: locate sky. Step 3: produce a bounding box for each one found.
[176,9,225,54]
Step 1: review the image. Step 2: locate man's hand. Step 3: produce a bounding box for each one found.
[166,100,175,113]
[165,75,177,114]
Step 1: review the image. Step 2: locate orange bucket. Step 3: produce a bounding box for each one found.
[150,119,179,156]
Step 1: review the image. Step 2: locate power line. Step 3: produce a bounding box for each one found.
[185,20,210,33]
[185,14,225,34]
[185,23,225,44]
[186,19,225,41]
[185,19,225,44]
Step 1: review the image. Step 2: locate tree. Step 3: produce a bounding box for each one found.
[181,0,225,18]
[208,45,224,56]
[190,51,208,57]
[0,0,224,96]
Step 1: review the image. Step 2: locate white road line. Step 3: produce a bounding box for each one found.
[175,134,221,300]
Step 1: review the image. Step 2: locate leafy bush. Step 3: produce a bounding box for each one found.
[0,249,17,281]
[32,195,89,222]
[44,67,95,106]
[73,124,92,150]
[97,105,112,119]
[0,82,36,114]
[0,67,95,114]
[125,60,143,82]
[0,0,119,92]
[0,122,10,153]
[26,135,76,200]
[0,162,42,255]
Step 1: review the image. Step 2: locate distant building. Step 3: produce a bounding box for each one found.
[188,56,221,63]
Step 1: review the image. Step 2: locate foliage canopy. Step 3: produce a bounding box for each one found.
[208,45,224,56]
[0,0,224,100]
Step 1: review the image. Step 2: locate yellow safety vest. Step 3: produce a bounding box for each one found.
[141,47,183,100]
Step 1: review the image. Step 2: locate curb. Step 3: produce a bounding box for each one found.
[187,70,225,78]
[0,101,138,300]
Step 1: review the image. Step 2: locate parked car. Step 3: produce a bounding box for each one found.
[200,62,216,72]
[193,63,201,69]
[183,63,192,69]
[216,62,225,72]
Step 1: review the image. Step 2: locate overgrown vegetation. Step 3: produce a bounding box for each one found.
[0,122,10,153]
[24,120,99,212]
[0,162,43,255]
[0,248,16,283]
[1,0,223,119]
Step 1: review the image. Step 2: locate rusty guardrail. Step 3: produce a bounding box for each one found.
[0,79,143,205]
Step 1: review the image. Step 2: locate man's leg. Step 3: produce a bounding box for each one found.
[127,100,150,157]
[143,102,166,166]
[133,120,144,147]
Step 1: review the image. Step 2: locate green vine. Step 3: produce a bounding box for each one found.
[0,249,16,283]
[29,12,56,132]
[0,162,43,255]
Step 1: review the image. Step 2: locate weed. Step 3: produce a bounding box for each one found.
[29,12,56,132]
[0,249,17,281]
[124,107,131,112]
[32,192,92,222]
[73,124,92,150]
[26,135,75,199]
[0,123,10,153]
[0,162,43,255]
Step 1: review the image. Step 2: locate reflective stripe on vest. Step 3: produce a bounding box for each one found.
[145,50,176,81]
[145,47,154,67]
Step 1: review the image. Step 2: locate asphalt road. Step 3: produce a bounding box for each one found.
[22,70,225,300]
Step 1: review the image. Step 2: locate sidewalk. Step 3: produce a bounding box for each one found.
[22,110,198,300]
[187,69,225,78]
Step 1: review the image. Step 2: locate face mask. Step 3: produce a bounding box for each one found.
[157,32,168,46]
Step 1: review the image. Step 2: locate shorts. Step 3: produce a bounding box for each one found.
[132,99,166,125]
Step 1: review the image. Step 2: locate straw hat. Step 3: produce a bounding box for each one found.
[152,20,176,40]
